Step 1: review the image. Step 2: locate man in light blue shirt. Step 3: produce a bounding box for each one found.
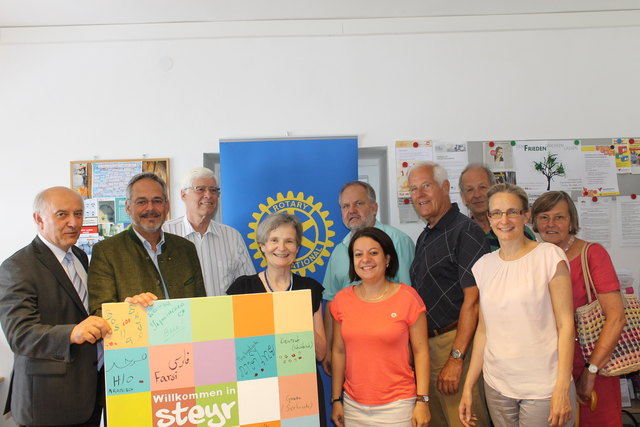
[321,181,415,373]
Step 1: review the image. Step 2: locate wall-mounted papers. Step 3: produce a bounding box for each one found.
[576,197,613,248]
[513,140,583,200]
[395,140,433,223]
[616,196,640,247]
[581,146,619,196]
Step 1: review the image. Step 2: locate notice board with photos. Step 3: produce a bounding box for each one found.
[69,158,170,255]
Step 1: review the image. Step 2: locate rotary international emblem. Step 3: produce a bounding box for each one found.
[247,191,335,276]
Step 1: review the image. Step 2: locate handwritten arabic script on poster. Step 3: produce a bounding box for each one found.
[102,291,319,427]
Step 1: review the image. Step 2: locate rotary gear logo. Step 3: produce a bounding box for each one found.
[247,191,335,276]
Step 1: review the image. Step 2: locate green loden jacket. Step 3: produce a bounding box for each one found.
[88,226,205,316]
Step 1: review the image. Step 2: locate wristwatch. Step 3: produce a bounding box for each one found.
[416,395,429,403]
[585,363,599,374]
[450,349,465,360]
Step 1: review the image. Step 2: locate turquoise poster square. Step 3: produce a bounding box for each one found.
[104,347,150,396]
[281,415,321,427]
[148,299,192,345]
[235,335,277,381]
[276,331,316,376]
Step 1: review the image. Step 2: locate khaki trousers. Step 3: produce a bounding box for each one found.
[428,330,490,427]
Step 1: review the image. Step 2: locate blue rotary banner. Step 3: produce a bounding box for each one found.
[220,137,358,283]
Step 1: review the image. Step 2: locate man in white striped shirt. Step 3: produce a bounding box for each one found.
[163,167,255,296]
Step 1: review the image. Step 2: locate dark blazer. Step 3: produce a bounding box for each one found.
[88,227,206,317]
[0,236,99,426]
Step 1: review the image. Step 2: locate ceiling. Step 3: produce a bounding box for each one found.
[1,0,639,28]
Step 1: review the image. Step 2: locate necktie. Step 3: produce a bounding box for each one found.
[64,252,88,311]
[64,252,103,370]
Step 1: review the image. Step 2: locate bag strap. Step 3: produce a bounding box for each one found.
[580,242,598,303]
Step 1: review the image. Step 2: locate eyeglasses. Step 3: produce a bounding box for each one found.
[187,186,221,195]
[487,209,525,219]
[131,198,166,207]
[536,214,568,224]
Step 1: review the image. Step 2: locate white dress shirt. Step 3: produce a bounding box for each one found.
[163,216,255,296]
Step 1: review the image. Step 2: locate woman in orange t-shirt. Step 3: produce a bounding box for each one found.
[330,227,430,427]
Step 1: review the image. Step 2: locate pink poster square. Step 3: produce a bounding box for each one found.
[149,343,195,391]
[193,339,237,385]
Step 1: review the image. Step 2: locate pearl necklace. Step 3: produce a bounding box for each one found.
[563,235,576,252]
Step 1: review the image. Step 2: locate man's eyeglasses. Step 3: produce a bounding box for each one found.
[132,198,166,207]
[487,209,525,219]
[187,186,221,195]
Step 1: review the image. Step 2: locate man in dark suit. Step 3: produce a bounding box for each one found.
[0,186,111,427]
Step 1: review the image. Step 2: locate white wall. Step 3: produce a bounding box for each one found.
[0,11,639,426]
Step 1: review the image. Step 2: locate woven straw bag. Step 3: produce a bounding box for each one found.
[574,242,640,376]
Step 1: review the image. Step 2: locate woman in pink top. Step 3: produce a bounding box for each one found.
[532,191,625,426]
[459,184,576,427]
[331,227,430,427]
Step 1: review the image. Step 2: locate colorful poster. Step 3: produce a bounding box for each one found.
[482,141,514,172]
[631,144,640,174]
[512,140,584,200]
[581,146,620,196]
[220,137,357,281]
[103,291,319,427]
[613,139,632,174]
[395,140,433,223]
[92,161,142,198]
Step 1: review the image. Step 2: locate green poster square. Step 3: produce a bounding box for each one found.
[194,382,239,426]
[148,299,192,345]
[191,296,234,341]
[275,331,316,376]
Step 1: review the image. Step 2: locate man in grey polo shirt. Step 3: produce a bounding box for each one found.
[163,167,255,296]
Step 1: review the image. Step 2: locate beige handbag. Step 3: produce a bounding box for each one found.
[574,243,640,376]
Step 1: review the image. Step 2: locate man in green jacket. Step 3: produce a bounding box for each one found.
[88,172,205,317]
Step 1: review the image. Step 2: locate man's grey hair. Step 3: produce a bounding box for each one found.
[407,161,448,186]
[458,164,495,191]
[180,167,216,191]
[126,172,168,201]
[339,181,376,203]
[33,187,83,215]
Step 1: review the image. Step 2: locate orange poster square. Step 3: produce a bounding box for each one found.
[278,373,319,420]
[233,293,275,338]
[102,302,148,349]
[272,290,313,334]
